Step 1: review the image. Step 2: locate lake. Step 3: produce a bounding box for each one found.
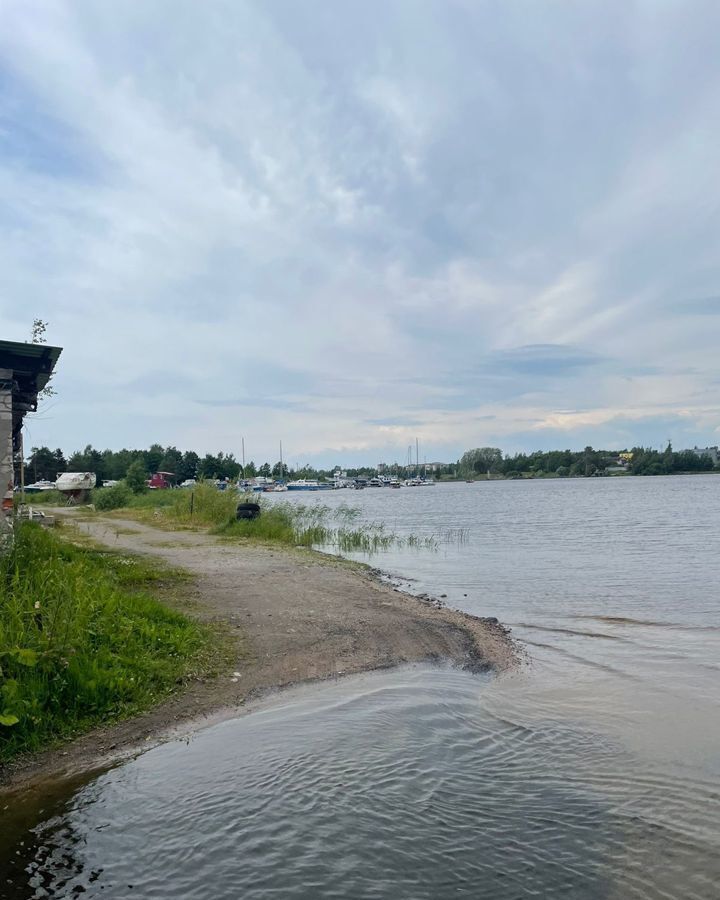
[2,476,719,898]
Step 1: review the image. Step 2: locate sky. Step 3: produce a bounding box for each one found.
[1,0,719,468]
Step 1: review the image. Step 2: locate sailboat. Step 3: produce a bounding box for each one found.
[266,441,288,491]
[404,438,436,485]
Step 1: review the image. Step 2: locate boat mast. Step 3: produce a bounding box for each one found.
[416,438,419,478]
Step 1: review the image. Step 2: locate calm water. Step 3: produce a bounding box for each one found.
[3,476,720,898]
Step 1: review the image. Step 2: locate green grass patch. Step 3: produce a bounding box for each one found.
[87,484,436,556]
[0,523,212,762]
[102,482,237,528]
[14,490,64,506]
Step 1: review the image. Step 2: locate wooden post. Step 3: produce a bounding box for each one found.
[19,429,25,501]
[190,491,194,519]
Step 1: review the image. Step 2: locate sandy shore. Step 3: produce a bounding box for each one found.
[0,515,517,793]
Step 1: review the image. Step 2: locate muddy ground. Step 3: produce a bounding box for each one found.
[1,515,517,793]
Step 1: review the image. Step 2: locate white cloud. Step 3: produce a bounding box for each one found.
[1,0,719,464]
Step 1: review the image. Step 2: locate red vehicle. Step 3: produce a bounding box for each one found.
[147,471,176,490]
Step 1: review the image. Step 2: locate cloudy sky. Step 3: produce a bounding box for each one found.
[1,0,719,467]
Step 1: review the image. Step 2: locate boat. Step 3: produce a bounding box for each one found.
[272,441,289,491]
[56,472,96,503]
[56,472,96,492]
[22,479,56,493]
[286,479,323,491]
[263,483,288,492]
[248,477,274,492]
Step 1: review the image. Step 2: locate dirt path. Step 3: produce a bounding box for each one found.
[1,515,516,792]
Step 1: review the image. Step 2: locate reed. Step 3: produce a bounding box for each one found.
[90,486,434,556]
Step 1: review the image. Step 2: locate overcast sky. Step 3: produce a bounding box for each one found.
[1,0,719,467]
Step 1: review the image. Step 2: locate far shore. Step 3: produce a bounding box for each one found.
[0,514,518,795]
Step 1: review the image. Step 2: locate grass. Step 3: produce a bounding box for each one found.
[217,501,438,555]
[0,522,214,762]
[14,490,64,506]
[89,483,437,555]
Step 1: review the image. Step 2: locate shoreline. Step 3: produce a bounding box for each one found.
[0,514,518,796]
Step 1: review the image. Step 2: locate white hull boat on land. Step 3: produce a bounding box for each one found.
[56,472,96,492]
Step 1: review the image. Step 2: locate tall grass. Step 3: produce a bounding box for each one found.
[218,501,438,554]
[14,490,64,506]
[113,482,239,528]
[0,523,209,761]
[90,484,437,555]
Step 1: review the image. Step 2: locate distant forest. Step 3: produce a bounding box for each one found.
[456,445,716,478]
[22,441,718,485]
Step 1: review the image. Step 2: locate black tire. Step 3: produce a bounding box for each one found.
[236,502,261,520]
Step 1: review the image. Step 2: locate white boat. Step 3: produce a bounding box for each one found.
[287,479,320,491]
[287,479,332,491]
[56,472,96,492]
[23,479,57,493]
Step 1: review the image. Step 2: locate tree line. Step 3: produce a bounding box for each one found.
[24,444,249,485]
[23,444,444,485]
[456,445,716,478]
[23,441,717,487]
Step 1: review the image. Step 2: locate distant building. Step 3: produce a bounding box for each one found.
[686,446,719,465]
[425,462,446,473]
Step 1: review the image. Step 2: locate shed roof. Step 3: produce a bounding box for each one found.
[0,339,63,440]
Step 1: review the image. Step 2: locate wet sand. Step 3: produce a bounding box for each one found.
[0,515,517,793]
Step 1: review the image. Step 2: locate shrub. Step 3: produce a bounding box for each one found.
[93,482,133,510]
[126,460,148,494]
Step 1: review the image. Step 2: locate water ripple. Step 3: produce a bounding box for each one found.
[2,666,719,900]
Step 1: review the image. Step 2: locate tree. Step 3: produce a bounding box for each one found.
[144,444,165,474]
[125,460,148,494]
[198,454,220,479]
[29,319,56,399]
[179,451,200,481]
[159,446,183,475]
[26,446,61,481]
[272,461,289,478]
[53,448,67,476]
[68,444,106,483]
[258,462,271,477]
[458,448,503,476]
